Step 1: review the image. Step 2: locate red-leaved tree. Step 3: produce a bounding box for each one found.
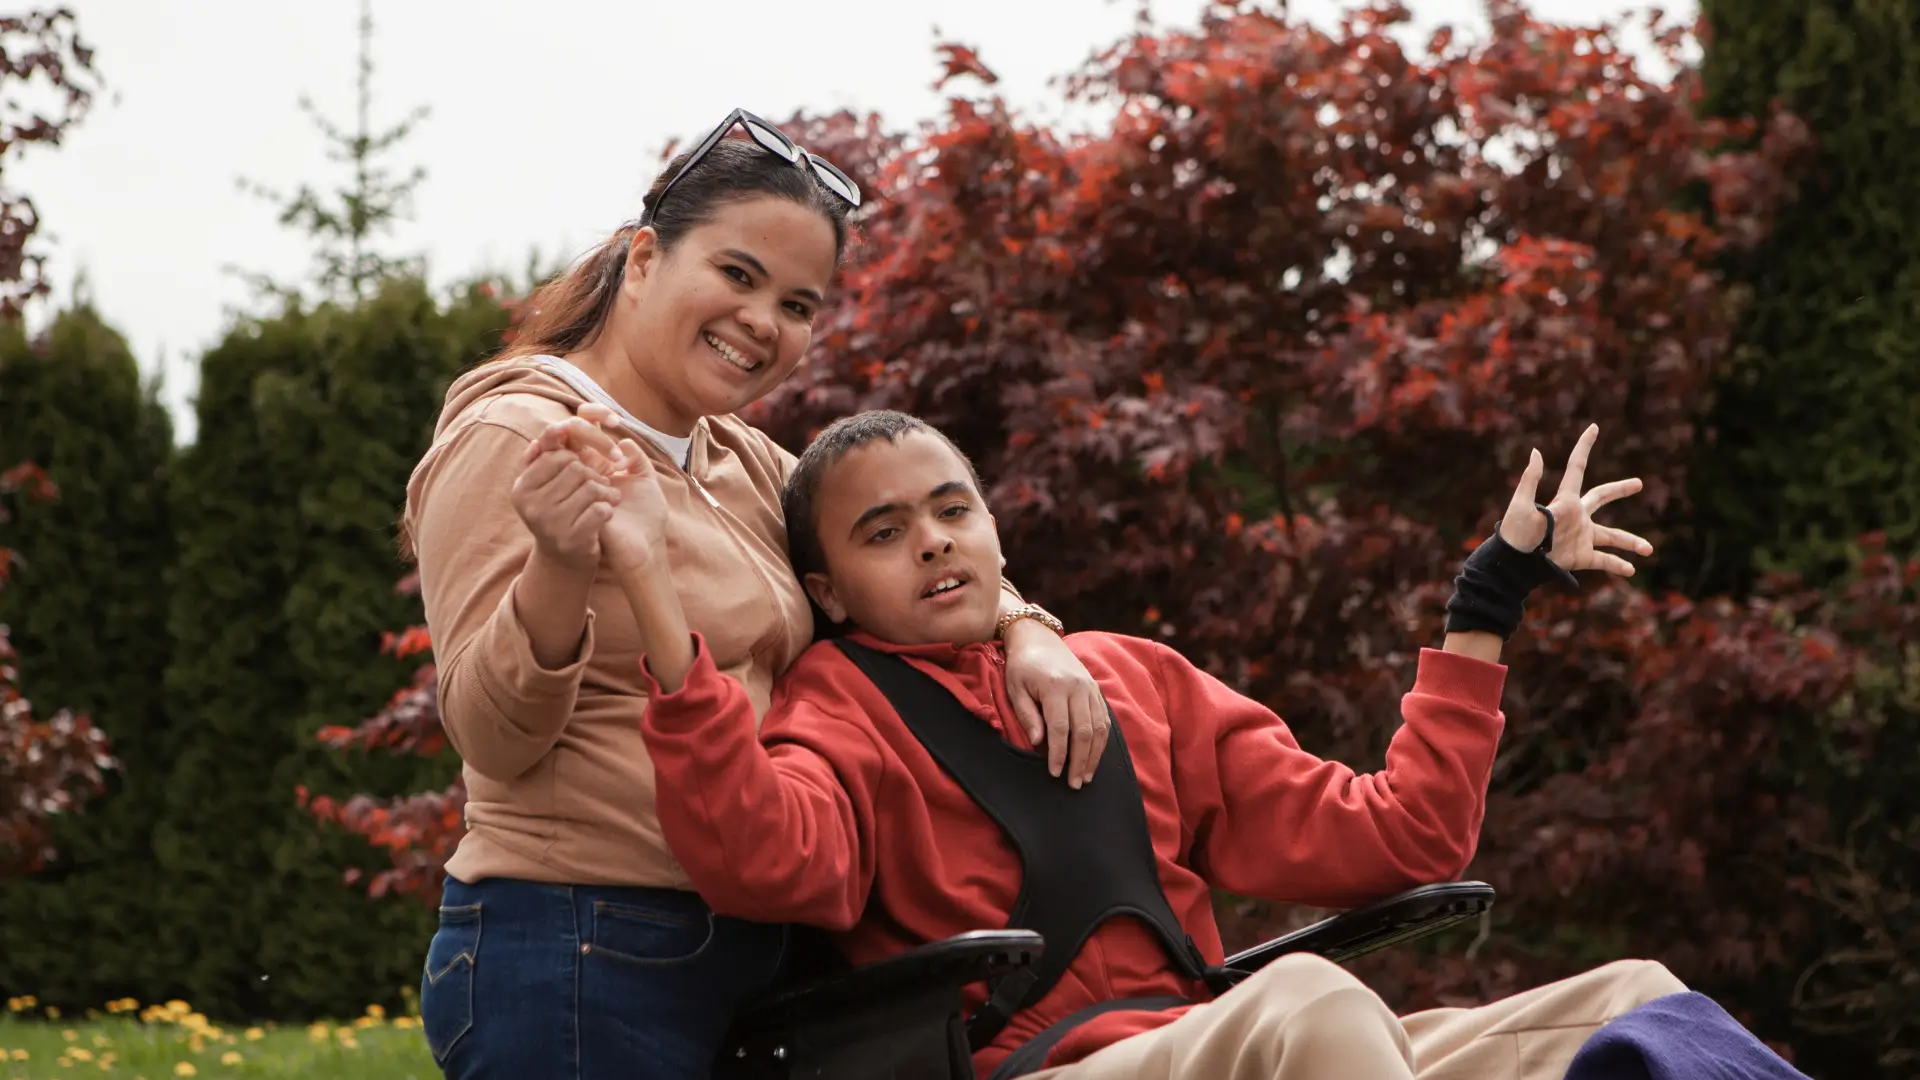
[0,7,113,875]
[0,7,96,319]
[0,463,115,874]
[297,571,463,902]
[311,1,1919,1068]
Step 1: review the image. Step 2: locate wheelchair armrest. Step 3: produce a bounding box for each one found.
[1225,881,1494,973]
[736,929,1044,1026]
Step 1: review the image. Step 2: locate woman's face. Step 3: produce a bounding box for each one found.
[615,195,838,435]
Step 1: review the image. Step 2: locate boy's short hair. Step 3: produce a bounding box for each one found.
[781,410,986,581]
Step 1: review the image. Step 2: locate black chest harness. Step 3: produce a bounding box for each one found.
[831,640,1241,1077]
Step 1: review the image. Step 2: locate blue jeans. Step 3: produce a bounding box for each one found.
[419,876,788,1080]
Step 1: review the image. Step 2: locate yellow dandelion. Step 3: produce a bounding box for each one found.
[392,1016,418,1030]
[366,1004,386,1020]
[307,1022,329,1042]
[189,1035,206,1052]
[244,1027,265,1041]
[46,1005,61,1019]
[63,1030,78,1041]
[220,1051,243,1066]
[12,1047,29,1060]
[68,1048,94,1062]
[175,1063,198,1077]
[11,995,37,1011]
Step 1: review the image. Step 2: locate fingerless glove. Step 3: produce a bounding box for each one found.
[1443,506,1582,640]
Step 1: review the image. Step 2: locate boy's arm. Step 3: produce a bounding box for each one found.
[1154,641,1506,911]
[636,637,888,930]
[599,452,884,930]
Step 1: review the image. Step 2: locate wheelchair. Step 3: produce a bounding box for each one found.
[714,880,1495,1079]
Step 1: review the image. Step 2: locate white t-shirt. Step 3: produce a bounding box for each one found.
[535,355,692,470]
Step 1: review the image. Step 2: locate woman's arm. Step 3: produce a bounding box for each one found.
[409,418,600,781]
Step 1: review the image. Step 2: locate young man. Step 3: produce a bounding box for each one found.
[586,409,1680,1080]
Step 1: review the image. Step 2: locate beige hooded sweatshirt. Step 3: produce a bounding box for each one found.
[404,356,814,889]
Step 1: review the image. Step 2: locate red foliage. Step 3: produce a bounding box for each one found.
[317,2,1917,1064]
[0,8,98,319]
[0,461,116,874]
[301,572,462,903]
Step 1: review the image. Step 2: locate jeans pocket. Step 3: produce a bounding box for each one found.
[588,899,716,967]
[421,903,482,1065]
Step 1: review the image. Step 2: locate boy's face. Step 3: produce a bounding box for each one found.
[803,431,1005,646]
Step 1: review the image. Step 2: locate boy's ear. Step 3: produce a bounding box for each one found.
[803,571,849,625]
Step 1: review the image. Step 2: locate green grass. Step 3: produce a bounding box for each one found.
[1,997,436,1079]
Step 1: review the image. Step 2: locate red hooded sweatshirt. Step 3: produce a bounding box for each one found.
[640,631,1506,1077]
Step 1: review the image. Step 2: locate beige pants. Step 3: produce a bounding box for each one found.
[1025,954,1687,1080]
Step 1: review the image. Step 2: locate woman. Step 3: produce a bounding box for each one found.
[404,109,1111,1080]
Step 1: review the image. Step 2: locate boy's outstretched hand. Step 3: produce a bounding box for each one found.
[1498,424,1653,578]
[599,435,671,574]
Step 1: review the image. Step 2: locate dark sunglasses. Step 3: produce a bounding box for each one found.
[644,108,863,224]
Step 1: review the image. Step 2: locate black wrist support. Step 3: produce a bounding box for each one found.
[1443,506,1582,640]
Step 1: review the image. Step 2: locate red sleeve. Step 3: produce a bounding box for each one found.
[1156,643,1506,908]
[639,634,885,931]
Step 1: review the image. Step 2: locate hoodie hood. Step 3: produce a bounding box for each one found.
[431,355,592,442]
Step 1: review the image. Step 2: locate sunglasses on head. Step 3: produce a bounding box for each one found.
[643,108,863,224]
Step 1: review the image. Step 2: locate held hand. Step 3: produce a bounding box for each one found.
[1003,622,1110,789]
[1499,424,1654,578]
[511,423,623,573]
[599,437,672,573]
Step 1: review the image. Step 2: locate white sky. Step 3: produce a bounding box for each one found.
[29,0,1685,443]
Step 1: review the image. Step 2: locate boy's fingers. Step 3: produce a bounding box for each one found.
[1595,525,1654,557]
[1594,552,1636,577]
[1582,477,1643,513]
[1510,448,1544,511]
[1557,423,1599,500]
[615,438,649,475]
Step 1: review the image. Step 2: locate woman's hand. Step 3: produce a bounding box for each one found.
[1003,621,1110,790]
[511,418,626,573]
[1499,423,1653,577]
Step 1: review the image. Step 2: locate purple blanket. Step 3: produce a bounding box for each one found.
[1565,992,1812,1080]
